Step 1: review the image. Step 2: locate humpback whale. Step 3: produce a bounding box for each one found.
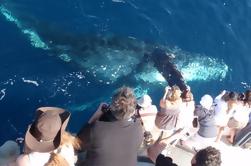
[0,4,229,111]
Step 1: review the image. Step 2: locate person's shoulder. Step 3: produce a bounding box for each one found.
[215,99,227,107]
[130,118,144,133]
[195,105,203,110]
[133,118,144,126]
[149,105,158,113]
[16,154,30,166]
[189,100,195,105]
[194,105,205,115]
[182,100,195,107]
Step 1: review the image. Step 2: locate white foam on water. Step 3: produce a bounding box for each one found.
[0,89,6,101]
[112,0,126,3]
[59,53,72,62]
[3,78,15,85]
[180,60,228,82]
[80,47,141,83]
[22,78,39,86]
[135,68,166,83]
[133,86,149,99]
[0,5,49,50]
[169,47,229,82]
[241,82,251,89]
[138,71,166,83]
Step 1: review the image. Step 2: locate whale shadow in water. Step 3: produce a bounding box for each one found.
[0,3,229,104]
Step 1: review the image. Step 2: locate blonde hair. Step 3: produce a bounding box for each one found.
[167,85,181,102]
[45,132,81,166]
[61,132,81,150]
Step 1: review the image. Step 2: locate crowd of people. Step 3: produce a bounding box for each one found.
[1,85,251,166]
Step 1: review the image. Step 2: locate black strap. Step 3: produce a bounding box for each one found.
[135,108,153,145]
[136,108,146,129]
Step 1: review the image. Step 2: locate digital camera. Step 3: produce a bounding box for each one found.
[101,103,111,113]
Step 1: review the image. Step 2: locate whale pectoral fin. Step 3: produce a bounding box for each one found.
[151,48,187,91]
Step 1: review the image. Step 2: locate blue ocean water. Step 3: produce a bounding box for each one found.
[0,0,251,144]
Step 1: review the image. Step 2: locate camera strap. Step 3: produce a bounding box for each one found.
[136,108,154,146]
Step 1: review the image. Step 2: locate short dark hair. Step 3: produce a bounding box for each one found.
[238,92,245,101]
[222,91,238,102]
[195,146,221,166]
[244,90,251,105]
[228,91,238,101]
[110,86,136,120]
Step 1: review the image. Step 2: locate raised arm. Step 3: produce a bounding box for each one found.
[163,86,171,100]
[160,86,171,108]
[147,129,182,164]
[88,102,107,124]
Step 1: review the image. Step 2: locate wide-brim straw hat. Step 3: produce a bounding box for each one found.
[25,107,70,153]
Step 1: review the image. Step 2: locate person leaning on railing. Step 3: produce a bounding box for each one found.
[77,86,144,166]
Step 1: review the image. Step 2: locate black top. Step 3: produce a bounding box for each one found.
[78,119,144,166]
[155,154,178,166]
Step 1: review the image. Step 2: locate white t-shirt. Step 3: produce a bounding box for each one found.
[28,152,50,166]
[214,99,228,116]
[28,144,75,166]
[177,101,195,129]
[233,105,251,125]
[139,105,158,132]
[214,99,235,127]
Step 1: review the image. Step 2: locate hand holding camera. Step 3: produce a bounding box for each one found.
[101,103,111,113]
[165,86,171,92]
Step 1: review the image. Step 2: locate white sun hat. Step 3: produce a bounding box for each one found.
[200,94,213,110]
[138,94,152,108]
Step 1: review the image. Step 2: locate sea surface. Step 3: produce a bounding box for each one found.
[0,0,251,144]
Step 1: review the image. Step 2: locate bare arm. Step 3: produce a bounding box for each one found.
[77,103,109,151]
[147,140,167,163]
[147,129,183,163]
[160,99,166,109]
[88,102,107,124]
[215,90,226,101]
[160,87,170,109]
[163,86,170,100]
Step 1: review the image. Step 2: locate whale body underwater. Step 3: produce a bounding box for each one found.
[0,4,229,111]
